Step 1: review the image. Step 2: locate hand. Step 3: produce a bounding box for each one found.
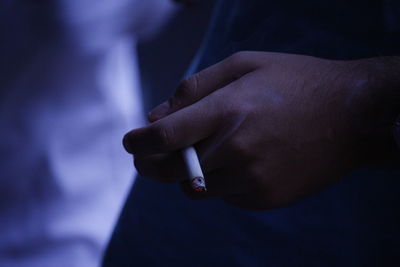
[123,51,381,210]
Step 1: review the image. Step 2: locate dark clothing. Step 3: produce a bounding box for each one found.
[104,0,400,266]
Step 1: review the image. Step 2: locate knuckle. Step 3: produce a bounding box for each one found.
[221,98,251,121]
[228,51,251,66]
[175,74,199,102]
[228,136,250,158]
[225,104,243,119]
[152,124,175,151]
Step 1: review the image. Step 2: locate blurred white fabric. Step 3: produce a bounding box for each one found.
[0,1,176,266]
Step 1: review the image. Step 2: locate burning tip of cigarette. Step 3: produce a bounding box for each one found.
[191,177,207,192]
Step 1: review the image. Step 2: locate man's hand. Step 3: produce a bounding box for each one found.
[123,51,399,210]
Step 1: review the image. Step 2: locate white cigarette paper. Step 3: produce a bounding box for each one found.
[182,146,207,192]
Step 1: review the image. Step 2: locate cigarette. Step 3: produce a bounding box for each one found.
[182,146,207,192]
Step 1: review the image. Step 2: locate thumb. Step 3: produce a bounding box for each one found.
[148,51,257,122]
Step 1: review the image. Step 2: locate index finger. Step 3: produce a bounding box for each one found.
[148,51,259,122]
[123,92,225,156]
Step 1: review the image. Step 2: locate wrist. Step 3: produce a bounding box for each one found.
[346,57,400,167]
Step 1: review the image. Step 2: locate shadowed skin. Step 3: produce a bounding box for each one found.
[123,51,400,210]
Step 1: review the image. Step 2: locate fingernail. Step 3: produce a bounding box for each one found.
[148,101,171,122]
[122,134,133,154]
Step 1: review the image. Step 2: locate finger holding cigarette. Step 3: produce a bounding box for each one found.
[122,53,262,207]
[123,64,243,195]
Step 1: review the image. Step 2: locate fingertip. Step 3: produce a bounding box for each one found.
[122,133,133,154]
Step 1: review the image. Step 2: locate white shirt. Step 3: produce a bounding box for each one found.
[0,1,175,266]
